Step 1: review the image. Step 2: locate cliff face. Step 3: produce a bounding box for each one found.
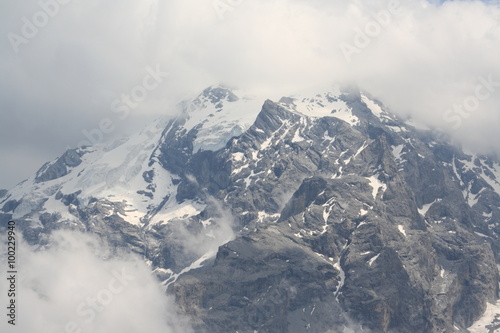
[169,88,500,332]
[2,86,499,332]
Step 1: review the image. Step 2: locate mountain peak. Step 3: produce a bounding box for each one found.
[200,85,239,106]
[2,84,500,332]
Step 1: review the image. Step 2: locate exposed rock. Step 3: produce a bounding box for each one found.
[35,149,83,183]
[2,86,499,333]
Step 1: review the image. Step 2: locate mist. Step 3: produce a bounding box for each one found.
[0,0,499,187]
[0,230,193,333]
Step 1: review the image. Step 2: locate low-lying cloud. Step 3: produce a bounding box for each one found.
[0,230,193,333]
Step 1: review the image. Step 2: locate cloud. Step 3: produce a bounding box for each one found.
[0,0,499,188]
[0,230,193,333]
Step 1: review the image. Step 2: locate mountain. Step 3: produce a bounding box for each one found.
[1,85,500,332]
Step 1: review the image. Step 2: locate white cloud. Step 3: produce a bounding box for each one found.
[0,231,193,333]
[0,0,499,188]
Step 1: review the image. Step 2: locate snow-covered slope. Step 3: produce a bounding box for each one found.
[278,87,360,125]
[468,300,500,332]
[2,84,500,333]
[179,86,264,153]
[1,86,266,227]
[7,120,173,226]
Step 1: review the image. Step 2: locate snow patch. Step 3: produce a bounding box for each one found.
[474,231,489,238]
[150,200,205,225]
[361,94,387,119]
[260,134,274,150]
[480,161,500,195]
[333,261,345,298]
[418,199,440,216]
[452,158,464,187]
[182,88,264,153]
[468,301,500,333]
[353,141,369,160]
[468,188,485,207]
[162,250,216,289]
[387,125,407,133]
[257,211,280,223]
[233,152,245,162]
[391,144,406,163]
[368,253,381,266]
[291,128,306,143]
[280,89,360,125]
[232,163,249,175]
[366,175,387,199]
[398,225,407,237]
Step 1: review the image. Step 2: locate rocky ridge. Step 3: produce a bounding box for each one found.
[1,85,500,332]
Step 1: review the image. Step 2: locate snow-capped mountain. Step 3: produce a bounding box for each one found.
[1,85,500,332]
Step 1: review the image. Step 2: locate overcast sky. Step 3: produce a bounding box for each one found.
[0,0,499,189]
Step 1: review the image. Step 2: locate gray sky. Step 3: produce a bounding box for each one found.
[1,0,499,189]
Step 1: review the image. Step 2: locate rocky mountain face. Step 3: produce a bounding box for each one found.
[1,86,500,333]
